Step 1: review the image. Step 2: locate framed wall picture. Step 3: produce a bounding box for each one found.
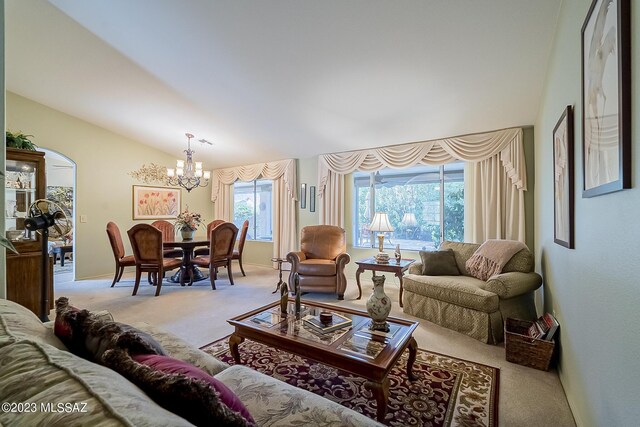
[132,185,181,220]
[553,106,574,248]
[309,186,316,212]
[581,0,631,197]
[300,183,307,209]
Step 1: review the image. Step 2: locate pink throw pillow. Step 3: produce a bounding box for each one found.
[132,354,254,424]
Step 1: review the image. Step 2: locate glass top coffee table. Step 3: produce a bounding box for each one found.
[227,299,419,422]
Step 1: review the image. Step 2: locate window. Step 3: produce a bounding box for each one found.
[233,179,273,241]
[353,163,464,251]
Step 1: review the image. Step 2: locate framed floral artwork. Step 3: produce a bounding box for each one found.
[553,106,574,248]
[132,185,181,220]
[581,0,631,197]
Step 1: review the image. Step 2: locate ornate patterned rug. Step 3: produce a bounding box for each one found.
[201,337,499,427]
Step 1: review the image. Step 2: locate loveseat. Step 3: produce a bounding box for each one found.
[0,299,381,426]
[402,240,542,344]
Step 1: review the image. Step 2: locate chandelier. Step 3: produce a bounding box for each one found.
[166,133,211,192]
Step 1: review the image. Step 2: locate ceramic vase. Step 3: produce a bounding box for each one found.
[366,275,391,332]
[180,228,195,240]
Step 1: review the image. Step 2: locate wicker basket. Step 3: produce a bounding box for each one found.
[505,318,555,371]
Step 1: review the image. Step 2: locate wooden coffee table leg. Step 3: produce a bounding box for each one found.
[229,334,244,364]
[365,377,390,422]
[406,336,418,381]
[355,267,364,299]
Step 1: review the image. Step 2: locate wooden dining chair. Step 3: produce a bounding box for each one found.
[194,219,225,257]
[106,221,136,287]
[231,219,249,276]
[192,222,238,290]
[151,220,183,258]
[127,224,182,296]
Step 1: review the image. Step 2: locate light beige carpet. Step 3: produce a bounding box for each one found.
[54,264,575,427]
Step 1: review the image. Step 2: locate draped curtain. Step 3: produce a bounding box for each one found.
[211,159,297,262]
[318,128,527,243]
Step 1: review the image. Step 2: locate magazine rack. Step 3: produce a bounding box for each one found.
[505,318,555,371]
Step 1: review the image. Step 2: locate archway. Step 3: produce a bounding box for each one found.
[41,149,76,282]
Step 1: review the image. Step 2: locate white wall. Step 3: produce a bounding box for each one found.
[534,0,640,425]
[6,92,214,280]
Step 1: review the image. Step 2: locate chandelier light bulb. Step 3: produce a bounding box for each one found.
[195,161,203,170]
[176,167,184,176]
[203,171,211,180]
[176,160,185,168]
[195,169,203,177]
[167,168,175,177]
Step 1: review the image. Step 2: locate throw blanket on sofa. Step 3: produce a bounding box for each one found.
[466,239,527,281]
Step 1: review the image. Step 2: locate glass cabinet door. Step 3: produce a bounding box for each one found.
[5,159,40,245]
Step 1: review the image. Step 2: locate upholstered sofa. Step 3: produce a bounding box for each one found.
[0,299,381,426]
[402,241,542,344]
[287,225,350,299]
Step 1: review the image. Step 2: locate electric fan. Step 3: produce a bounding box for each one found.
[24,199,73,321]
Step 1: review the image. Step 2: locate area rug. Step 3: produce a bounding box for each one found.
[201,337,499,427]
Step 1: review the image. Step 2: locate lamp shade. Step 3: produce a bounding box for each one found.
[369,212,394,232]
[401,213,418,227]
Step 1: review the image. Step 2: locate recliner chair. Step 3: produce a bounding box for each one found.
[286,225,350,300]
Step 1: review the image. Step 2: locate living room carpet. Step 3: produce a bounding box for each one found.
[201,337,499,427]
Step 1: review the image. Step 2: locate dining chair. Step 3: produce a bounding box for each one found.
[151,220,183,258]
[127,224,182,296]
[192,222,238,290]
[231,219,249,276]
[106,221,136,287]
[194,219,225,257]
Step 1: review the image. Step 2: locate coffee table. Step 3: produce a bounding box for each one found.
[355,257,415,307]
[227,300,419,422]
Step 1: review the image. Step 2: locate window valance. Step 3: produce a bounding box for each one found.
[318,127,526,197]
[210,158,297,202]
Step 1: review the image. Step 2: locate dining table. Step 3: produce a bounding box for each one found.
[163,235,209,286]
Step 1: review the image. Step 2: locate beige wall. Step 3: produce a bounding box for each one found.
[6,92,213,280]
[534,0,640,425]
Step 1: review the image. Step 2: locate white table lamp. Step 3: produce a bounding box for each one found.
[369,212,394,253]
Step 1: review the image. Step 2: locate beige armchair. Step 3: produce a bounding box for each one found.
[286,225,350,300]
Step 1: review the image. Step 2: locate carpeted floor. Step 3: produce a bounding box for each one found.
[202,336,499,427]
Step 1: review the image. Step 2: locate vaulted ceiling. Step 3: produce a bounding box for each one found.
[5,0,560,169]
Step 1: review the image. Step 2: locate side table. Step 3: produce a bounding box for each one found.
[271,257,287,294]
[355,257,415,308]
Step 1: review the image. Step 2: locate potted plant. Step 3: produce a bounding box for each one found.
[6,131,37,150]
[175,207,203,240]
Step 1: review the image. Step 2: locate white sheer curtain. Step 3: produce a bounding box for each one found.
[211,159,297,261]
[318,128,527,242]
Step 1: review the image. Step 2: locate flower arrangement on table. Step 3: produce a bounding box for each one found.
[174,207,203,231]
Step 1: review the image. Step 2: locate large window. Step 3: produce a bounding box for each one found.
[353,163,464,251]
[233,179,273,241]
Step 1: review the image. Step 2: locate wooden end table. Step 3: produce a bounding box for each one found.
[228,299,419,422]
[355,257,415,308]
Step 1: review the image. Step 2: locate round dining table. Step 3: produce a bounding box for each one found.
[163,236,209,286]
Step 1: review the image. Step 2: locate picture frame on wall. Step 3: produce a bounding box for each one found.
[300,183,307,209]
[553,106,574,249]
[309,186,316,213]
[581,0,631,197]
[132,185,181,220]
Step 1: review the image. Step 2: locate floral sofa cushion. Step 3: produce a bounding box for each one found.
[216,365,382,427]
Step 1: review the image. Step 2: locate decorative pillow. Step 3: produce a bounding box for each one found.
[133,354,254,425]
[101,349,253,427]
[54,297,165,362]
[419,249,460,276]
